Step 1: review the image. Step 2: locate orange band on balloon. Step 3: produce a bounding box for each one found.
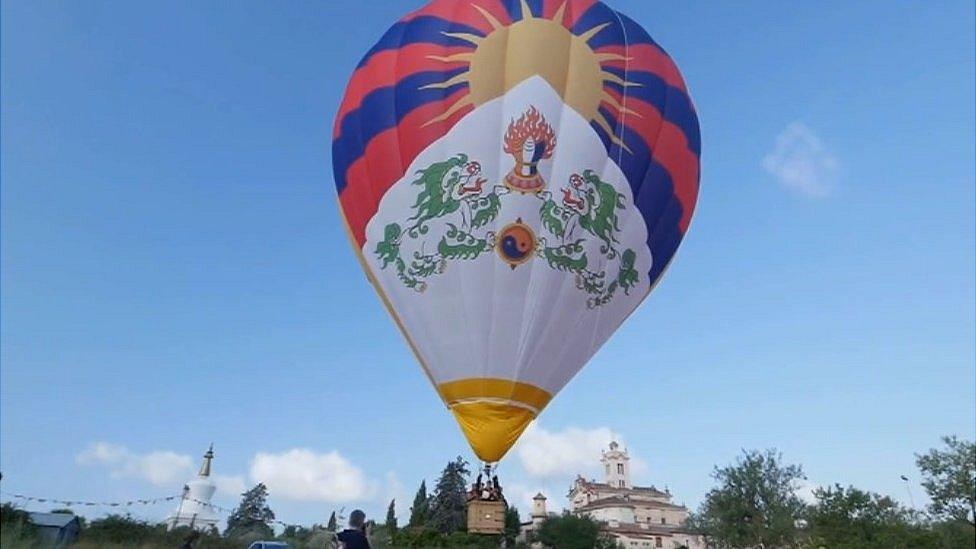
[437,378,552,412]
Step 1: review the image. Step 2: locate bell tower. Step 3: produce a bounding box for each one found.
[601,441,631,489]
[531,493,548,524]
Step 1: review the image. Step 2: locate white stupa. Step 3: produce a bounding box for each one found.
[167,444,220,531]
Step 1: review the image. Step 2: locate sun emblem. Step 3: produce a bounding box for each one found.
[495,218,536,269]
[421,0,641,152]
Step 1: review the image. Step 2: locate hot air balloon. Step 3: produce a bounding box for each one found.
[333,0,699,473]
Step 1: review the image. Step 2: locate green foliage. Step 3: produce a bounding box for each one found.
[534,513,618,549]
[503,506,521,545]
[386,498,398,535]
[327,510,338,531]
[916,435,976,526]
[689,449,806,549]
[803,484,941,548]
[409,480,429,527]
[393,527,501,547]
[280,523,319,546]
[428,456,470,534]
[930,519,976,548]
[224,483,275,539]
[396,527,445,547]
[309,529,340,549]
[0,503,37,546]
[80,514,162,545]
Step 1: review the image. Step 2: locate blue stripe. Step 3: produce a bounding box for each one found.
[609,11,664,51]
[571,2,626,48]
[569,4,672,65]
[499,0,539,20]
[333,68,469,193]
[570,2,612,37]
[356,16,483,69]
[644,195,684,285]
[602,67,701,156]
[590,106,687,284]
[594,106,651,199]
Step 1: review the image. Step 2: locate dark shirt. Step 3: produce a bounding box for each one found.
[337,528,371,549]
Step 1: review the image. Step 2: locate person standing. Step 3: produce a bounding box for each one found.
[337,509,371,549]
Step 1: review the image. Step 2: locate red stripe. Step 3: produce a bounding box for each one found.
[656,125,699,232]
[401,0,512,35]
[334,43,474,138]
[339,90,472,246]
[565,0,599,27]
[602,88,663,151]
[602,88,698,232]
[540,0,563,20]
[595,44,687,92]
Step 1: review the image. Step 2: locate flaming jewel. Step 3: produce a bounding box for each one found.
[503,107,556,193]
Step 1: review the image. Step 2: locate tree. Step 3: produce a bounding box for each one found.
[535,513,618,549]
[688,449,806,549]
[386,498,398,535]
[281,524,314,544]
[225,483,275,539]
[503,505,522,545]
[327,510,338,531]
[82,515,162,545]
[916,435,976,526]
[409,480,430,527]
[428,456,470,534]
[0,503,37,545]
[804,484,940,548]
[931,519,976,548]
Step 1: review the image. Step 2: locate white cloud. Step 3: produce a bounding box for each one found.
[795,479,821,504]
[76,442,246,496]
[762,122,839,197]
[77,442,379,505]
[249,449,374,503]
[77,442,194,487]
[513,424,621,478]
[213,474,247,496]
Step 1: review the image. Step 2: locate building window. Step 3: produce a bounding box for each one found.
[619,480,625,487]
[661,517,666,524]
[655,537,662,548]
[605,464,610,475]
[617,463,625,474]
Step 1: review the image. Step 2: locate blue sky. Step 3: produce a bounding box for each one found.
[2,0,974,528]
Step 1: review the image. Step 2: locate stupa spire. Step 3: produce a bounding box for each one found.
[198,443,214,477]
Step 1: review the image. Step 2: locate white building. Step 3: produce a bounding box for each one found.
[166,445,220,532]
[569,442,705,549]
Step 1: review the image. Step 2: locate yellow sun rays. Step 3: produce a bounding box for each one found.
[419,1,641,152]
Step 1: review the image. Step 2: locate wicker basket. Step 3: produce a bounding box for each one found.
[466,500,507,534]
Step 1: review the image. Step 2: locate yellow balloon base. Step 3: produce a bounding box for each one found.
[436,378,552,462]
[450,402,536,463]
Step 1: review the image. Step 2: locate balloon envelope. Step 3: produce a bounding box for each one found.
[333,0,700,462]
